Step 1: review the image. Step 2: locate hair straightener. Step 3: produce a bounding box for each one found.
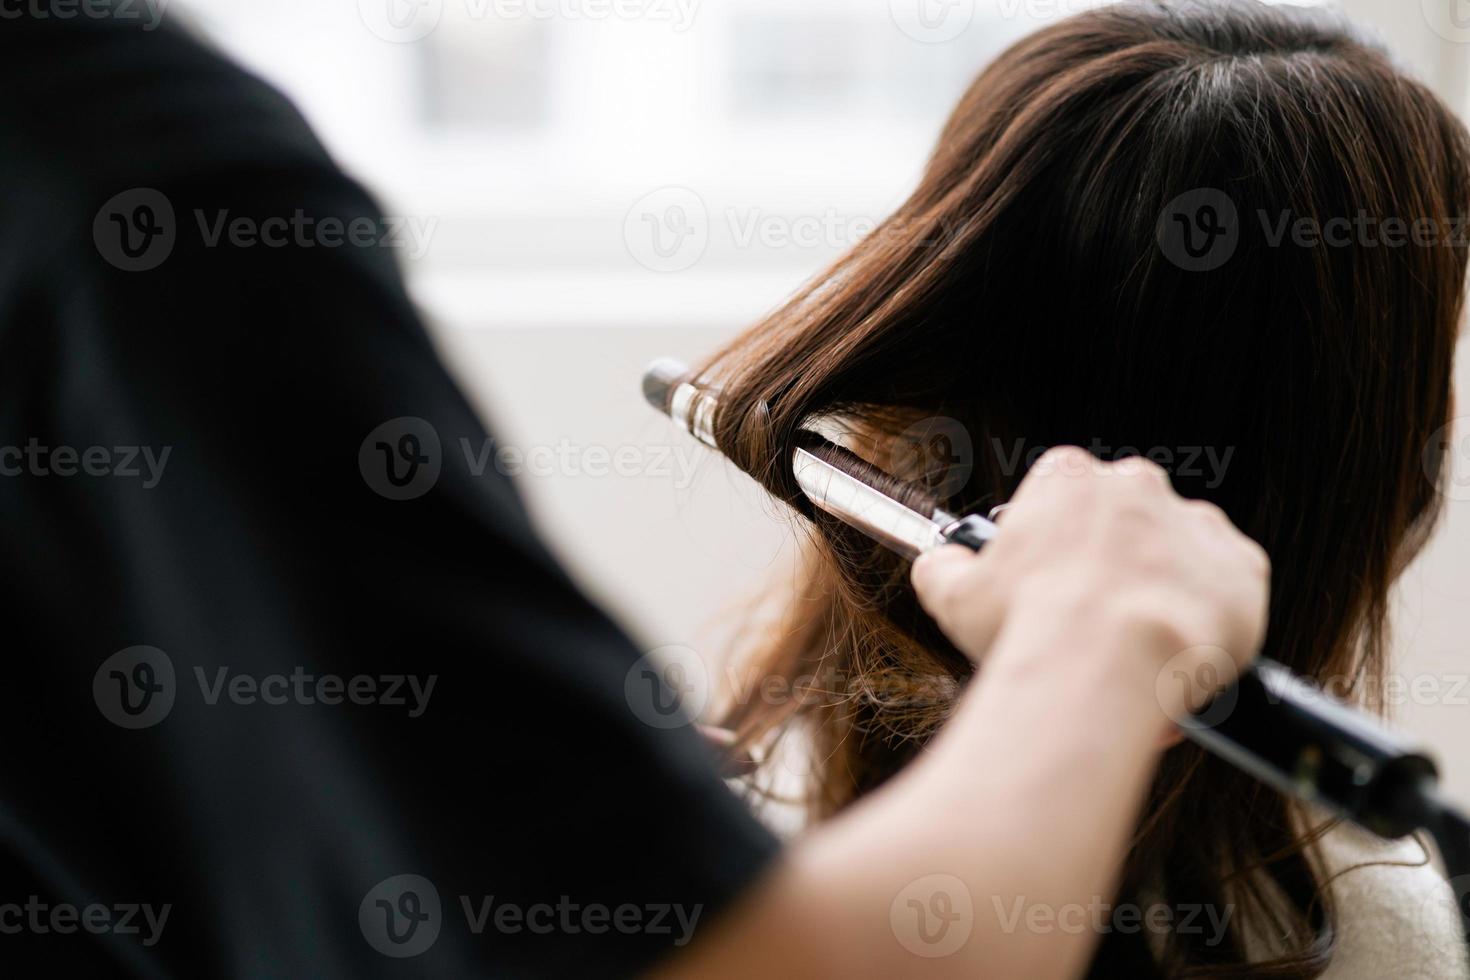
[642,357,1470,948]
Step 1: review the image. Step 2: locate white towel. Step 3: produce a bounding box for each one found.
[1311,820,1469,979]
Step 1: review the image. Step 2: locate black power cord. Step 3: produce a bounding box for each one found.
[1423,789,1470,956]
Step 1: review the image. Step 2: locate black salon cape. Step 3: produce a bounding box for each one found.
[0,11,778,979]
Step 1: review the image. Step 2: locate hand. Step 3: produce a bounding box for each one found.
[910,447,1269,723]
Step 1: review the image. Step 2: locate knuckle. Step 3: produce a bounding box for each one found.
[1102,492,1161,530]
[929,563,995,629]
[1185,498,1230,527]
[1244,538,1271,575]
[1111,454,1170,486]
[1034,445,1093,478]
[915,567,959,620]
[1122,534,1174,575]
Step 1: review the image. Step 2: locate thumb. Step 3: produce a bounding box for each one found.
[910,544,978,608]
[911,544,1008,666]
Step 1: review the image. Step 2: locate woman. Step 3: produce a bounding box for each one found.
[699,1,1470,977]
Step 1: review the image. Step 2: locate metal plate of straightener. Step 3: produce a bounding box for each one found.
[792,447,948,559]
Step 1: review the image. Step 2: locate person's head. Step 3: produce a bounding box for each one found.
[701,1,1470,975]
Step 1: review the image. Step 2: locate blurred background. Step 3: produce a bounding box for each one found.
[176,0,1470,795]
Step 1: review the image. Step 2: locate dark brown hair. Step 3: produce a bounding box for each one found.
[697,1,1470,976]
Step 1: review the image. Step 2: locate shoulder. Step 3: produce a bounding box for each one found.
[0,13,338,249]
[1309,817,1469,980]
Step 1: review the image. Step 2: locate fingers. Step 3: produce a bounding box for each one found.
[1019,447,1174,504]
[911,448,1176,663]
[1109,453,1173,489]
[911,545,1000,663]
[1014,446,1097,502]
[910,544,976,601]
[910,545,982,628]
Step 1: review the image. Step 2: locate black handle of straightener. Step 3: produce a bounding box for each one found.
[942,514,1463,841]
